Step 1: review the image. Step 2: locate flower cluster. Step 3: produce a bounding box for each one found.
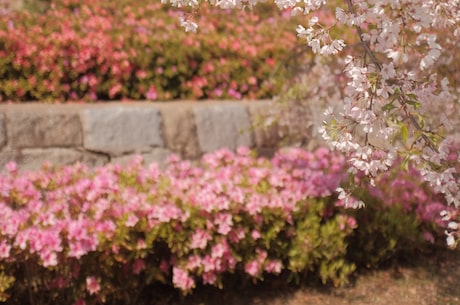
[0,0,306,101]
[0,147,449,303]
[309,2,460,219]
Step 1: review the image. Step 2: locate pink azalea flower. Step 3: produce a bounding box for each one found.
[172,267,194,291]
[0,241,11,259]
[40,251,58,267]
[146,85,158,100]
[68,236,97,259]
[14,230,29,250]
[86,276,100,295]
[202,271,217,285]
[264,260,283,274]
[125,214,139,227]
[226,254,238,270]
[422,231,435,244]
[40,229,63,253]
[246,194,263,216]
[108,83,122,98]
[236,146,251,156]
[148,203,186,223]
[229,227,246,243]
[160,260,170,274]
[202,255,217,272]
[5,162,17,174]
[67,220,89,241]
[245,260,260,277]
[190,229,212,249]
[347,216,357,229]
[132,259,146,275]
[251,229,261,240]
[214,213,233,235]
[186,255,202,271]
[256,249,268,262]
[211,240,229,259]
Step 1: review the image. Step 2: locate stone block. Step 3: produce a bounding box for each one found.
[246,101,282,149]
[156,103,200,159]
[194,104,254,153]
[111,148,172,167]
[80,151,110,168]
[6,108,82,149]
[1,148,109,172]
[81,107,163,156]
[0,150,17,170]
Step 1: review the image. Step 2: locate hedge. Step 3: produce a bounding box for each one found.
[0,0,307,102]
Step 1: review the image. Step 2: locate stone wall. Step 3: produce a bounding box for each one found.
[0,0,24,11]
[0,101,288,171]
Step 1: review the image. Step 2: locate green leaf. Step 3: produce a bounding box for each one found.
[400,125,408,143]
[382,102,396,112]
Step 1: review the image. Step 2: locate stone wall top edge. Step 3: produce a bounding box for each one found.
[0,99,273,111]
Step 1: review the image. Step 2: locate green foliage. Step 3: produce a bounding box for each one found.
[347,198,422,267]
[0,266,14,302]
[288,199,356,286]
[345,165,448,268]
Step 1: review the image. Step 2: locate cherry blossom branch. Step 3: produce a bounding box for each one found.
[345,0,439,153]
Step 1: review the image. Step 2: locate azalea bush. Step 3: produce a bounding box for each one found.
[346,164,449,267]
[0,147,449,304]
[0,0,306,102]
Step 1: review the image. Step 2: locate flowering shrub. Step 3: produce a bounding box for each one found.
[0,0,306,102]
[0,147,449,304]
[346,164,452,267]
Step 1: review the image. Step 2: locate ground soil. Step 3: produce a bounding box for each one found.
[151,248,460,305]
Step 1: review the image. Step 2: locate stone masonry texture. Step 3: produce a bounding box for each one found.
[81,106,164,156]
[155,102,201,159]
[0,101,297,171]
[3,148,109,171]
[194,103,254,153]
[111,147,172,167]
[6,107,82,149]
[246,102,283,149]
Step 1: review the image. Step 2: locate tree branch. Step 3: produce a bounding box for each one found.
[345,0,438,153]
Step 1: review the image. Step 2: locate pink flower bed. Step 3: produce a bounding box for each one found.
[0,147,449,304]
[0,0,306,102]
